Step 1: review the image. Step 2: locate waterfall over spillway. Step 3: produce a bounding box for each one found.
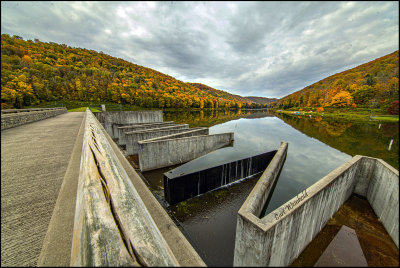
[164,150,277,205]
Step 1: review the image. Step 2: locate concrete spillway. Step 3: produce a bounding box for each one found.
[95,110,235,174]
[164,150,278,205]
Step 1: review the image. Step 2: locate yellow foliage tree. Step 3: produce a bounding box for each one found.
[330,91,353,107]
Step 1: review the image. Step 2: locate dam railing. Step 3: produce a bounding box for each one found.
[1,107,67,130]
[71,109,180,266]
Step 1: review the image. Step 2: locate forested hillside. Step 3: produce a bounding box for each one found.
[273,51,399,112]
[1,34,258,109]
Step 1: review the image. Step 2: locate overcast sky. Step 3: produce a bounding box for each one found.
[1,1,399,98]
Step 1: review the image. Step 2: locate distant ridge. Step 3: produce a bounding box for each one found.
[274,50,399,109]
[245,96,278,105]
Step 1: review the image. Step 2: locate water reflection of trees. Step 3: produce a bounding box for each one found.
[163,109,272,128]
[275,113,399,169]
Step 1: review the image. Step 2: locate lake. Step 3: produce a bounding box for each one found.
[141,109,398,266]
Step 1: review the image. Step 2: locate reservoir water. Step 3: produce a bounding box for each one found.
[140,109,398,266]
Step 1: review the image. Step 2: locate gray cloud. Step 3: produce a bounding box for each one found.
[1,1,398,98]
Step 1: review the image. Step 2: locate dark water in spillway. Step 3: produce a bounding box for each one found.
[141,109,398,266]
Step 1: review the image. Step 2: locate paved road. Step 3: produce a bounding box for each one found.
[1,112,84,266]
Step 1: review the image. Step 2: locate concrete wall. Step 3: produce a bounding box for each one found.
[138,133,234,172]
[71,109,179,266]
[1,108,67,130]
[126,127,209,155]
[366,158,399,247]
[233,154,399,266]
[94,110,163,136]
[117,122,179,145]
[164,149,278,205]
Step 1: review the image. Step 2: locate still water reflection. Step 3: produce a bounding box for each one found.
[142,109,398,266]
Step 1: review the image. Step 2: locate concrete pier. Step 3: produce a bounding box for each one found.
[138,132,234,172]
[164,150,278,205]
[126,127,209,155]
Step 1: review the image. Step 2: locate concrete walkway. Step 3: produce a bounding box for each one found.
[1,112,85,266]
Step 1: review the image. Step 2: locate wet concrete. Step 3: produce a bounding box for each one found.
[290,194,399,267]
[164,150,277,205]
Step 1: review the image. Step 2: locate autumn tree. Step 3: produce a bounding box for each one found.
[330,91,353,107]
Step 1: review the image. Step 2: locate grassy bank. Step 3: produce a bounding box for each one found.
[67,107,101,112]
[275,109,398,122]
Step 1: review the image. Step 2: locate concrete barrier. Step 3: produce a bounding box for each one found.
[117,122,180,146]
[138,132,234,172]
[233,152,399,266]
[94,110,163,136]
[126,127,209,155]
[164,149,278,205]
[1,107,67,130]
[71,109,179,266]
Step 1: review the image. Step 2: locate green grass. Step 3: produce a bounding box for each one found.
[68,106,101,112]
[370,115,399,122]
[276,109,399,123]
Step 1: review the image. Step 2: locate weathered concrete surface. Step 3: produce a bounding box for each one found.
[117,122,180,145]
[234,154,360,266]
[1,112,84,266]
[94,110,163,136]
[314,225,368,267]
[164,150,278,205]
[94,110,207,266]
[112,121,174,139]
[126,127,209,155]
[233,155,399,267]
[1,107,67,130]
[138,132,234,172]
[366,159,399,247]
[72,110,180,266]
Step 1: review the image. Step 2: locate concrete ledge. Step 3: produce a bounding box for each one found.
[1,107,65,114]
[233,154,399,266]
[1,108,67,130]
[71,109,179,266]
[138,132,234,172]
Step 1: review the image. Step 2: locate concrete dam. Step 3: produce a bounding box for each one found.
[1,108,398,266]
